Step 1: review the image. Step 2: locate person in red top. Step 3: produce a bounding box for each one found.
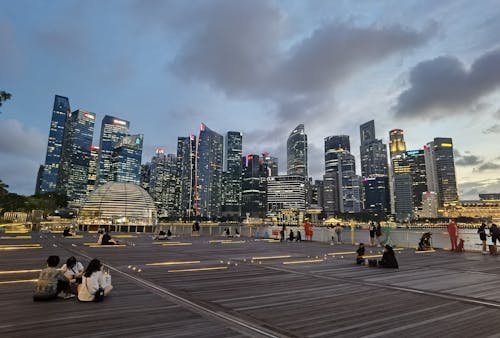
[447,219,459,251]
[304,219,313,241]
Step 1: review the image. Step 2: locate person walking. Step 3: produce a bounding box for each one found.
[447,219,459,251]
[304,219,313,241]
[368,221,376,246]
[478,223,488,254]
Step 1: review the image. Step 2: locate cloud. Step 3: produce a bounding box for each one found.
[0,119,45,158]
[456,155,483,166]
[483,124,500,134]
[459,178,500,200]
[475,162,500,172]
[394,48,500,119]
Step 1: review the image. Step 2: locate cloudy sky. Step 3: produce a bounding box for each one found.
[1,0,500,198]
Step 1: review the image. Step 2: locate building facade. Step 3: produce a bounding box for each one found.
[360,120,388,178]
[222,131,243,217]
[177,135,197,220]
[110,134,143,185]
[149,149,178,218]
[87,145,99,195]
[287,124,308,177]
[363,176,391,216]
[241,154,267,218]
[389,129,407,158]
[267,175,307,216]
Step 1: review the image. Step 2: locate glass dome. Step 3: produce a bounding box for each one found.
[79,182,157,225]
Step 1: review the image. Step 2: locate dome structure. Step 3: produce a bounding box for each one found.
[79,182,157,226]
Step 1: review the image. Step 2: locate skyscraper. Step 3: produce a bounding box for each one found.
[149,149,178,218]
[110,134,143,184]
[57,110,95,206]
[35,165,44,195]
[196,123,223,219]
[287,124,308,177]
[267,175,306,216]
[262,153,278,177]
[177,135,197,220]
[337,151,362,213]
[87,145,99,195]
[394,173,413,221]
[325,135,350,172]
[97,115,130,185]
[363,176,390,216]
[389,129,406,158]
[241,154,267,218]
[359,120,388,178]
[424,138,458,207]
[222,131,243,217]
[40,95,71,193]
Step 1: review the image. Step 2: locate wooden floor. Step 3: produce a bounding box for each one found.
[1,232,499,338]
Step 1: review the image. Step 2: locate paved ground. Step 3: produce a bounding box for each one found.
[1,232,499,338]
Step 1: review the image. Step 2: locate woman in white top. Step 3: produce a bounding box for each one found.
[78,259,113,302]
[61,256,84,283]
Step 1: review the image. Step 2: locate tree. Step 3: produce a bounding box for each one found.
[0,91,12,107]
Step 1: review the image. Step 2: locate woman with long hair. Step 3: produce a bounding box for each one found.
[77,259,113,302]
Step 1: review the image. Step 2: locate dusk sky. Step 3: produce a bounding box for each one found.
[1,0,500,198]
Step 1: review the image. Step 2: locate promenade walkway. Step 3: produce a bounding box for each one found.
[1,232,499,337]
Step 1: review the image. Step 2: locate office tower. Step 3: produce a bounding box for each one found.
[267,175,306,216]
[420,191,438,218]
[35,165,44,195]
[363,176,391,216]
[240,154,267,218]
[359,120,388,178]
[58,110,96,206]
[110,134,143,184]
[323,172,339,216]
[149,149,178,218]
[222,131,243,217]
[177,135,197,220]
[196,123,223,219]
[424,138,458,207]
[97,115,130,185]
[389,129,406,158]
[87,145,99,195]
[311,180,324,209]
[394,174,413,221]
[140,162,151,192]
[325,135,350,172]
[337,151,362,213]
[262,153,278,177]
[41,95,71,193]
[392,150,428,211]
[287,124,308,177]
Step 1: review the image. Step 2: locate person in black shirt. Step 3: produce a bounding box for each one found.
[378,245,398,269]
[478,223,487,254]
[356,243,365,265]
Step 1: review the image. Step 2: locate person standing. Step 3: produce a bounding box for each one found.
[447,219,459,251]
[368,221,376,246]
[334,223,342,244]
[375,222,382,247]
[490,223,500,255]
[478,223,488,254]
[304,219,313,241]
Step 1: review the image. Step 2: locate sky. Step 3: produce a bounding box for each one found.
[1,0,500,199]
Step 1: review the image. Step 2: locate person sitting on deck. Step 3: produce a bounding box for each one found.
[356,243,365,265]
[417,232,432,251]
[295,230,302,242]
[61,256,84,284]
[62,227,72,237]
[288,229,295,242]
[101,230,119,245]
[378,245,399,269]
[78,259,113,302]
[167,229,172,238]
[155,230,168,240]
[33,255,74,301]
[234,229,240,238]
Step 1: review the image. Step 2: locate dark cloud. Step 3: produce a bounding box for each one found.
[394,48,500,119]
[0,119,45,158]
[459,178,500,200]
[483,124,500,134]
[456,155,483,166]
[475,162,500,172]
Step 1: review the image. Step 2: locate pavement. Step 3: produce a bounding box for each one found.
[1,231,499,338]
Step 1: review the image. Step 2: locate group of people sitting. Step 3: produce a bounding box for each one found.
[97,229,121,245]
[154,229,172,240]
[33,255,113,302]
[356,243,399,269]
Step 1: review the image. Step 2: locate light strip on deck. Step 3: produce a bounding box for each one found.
[327,251,355,256]
[153,241,182,245]
[360,255,383,258]
[0,246,42,251]
[252,255,292,260]
[146,261,201,266]
[161,243,192,246]
[0,279,38,284]
[0,244,40,247]
[0,269,41,275]
[282,259,324,265]
[0,236,32,239]
[168,266,228,273]
[63,235,83,239]
[220,240,246,244]
[208,239,237,243]
[415,249,436,254]
[87,244,127,248]
[113,235,137,238]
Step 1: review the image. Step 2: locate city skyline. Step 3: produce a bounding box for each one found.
[1,1,500,198]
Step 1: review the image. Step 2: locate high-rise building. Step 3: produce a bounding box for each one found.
[394,173,413,221]
[325,135,350,173]
[87,145,99,195]
[97,115,130,185]
[222,131,243,217]
[337,151,362,213]
[360,120,388,178]
[419,191,438,218]
[392,150,428,211]
[110,134,143,185]
[311,180,324,209]
[424,138,458,207]
[57,110,96,206]
[139,162,151,192]
[267,175,307,216]
[40,95,71,193]
[240,154,267,218]
[35,165,44,195]
[196,123,223,219]
[177,135,197,220]
[149,149,178,218]
[389,129,406,158]
[262,153,278,177]
[287,124,308,177]
[363,176,391,216]
[323,172,339,216]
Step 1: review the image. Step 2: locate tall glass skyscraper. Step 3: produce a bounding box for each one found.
[424,138,458,207]
[87,145,99,195]
[389,129,407,158]
[97,115,130,185]
[241,154,267,218]
[359,120,388,178]
[222,131,243,216]
[58,110,96,206]
[40,95,71,193]
[110,134,143,185]
[149,149,178,218]
[325,135,350,172]
[287,124,308,177]
[196,124,223,219]
[177,135,197,220]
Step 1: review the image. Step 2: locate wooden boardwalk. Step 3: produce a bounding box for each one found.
[1,232,499,337]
